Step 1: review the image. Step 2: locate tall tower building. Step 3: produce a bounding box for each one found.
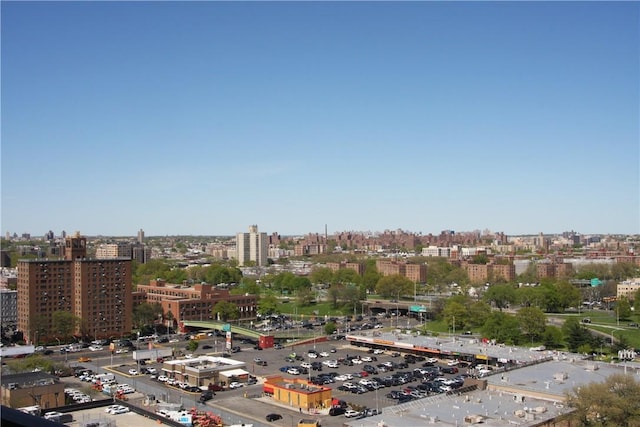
[236,225,268,266]
[137,229,145,244]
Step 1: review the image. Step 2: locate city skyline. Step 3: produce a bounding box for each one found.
[2,2,638,236]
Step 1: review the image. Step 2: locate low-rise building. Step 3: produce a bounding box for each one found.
[1,372,65,410]
[161,355,249,388]
[134,279,258,326]
[263,375,332,412]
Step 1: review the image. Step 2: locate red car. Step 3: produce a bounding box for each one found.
[208,384,224,391]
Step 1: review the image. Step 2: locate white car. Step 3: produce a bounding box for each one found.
[352,358,363,364]
[361,356,373,362]
[89,345,103,351]
[345,409,360,418]
[115,348,129,354]
[105,405,121,413]
[319,351,330,357]
[128,369,139,376]
[229,381,243,389]
[157,375,168,382]
[107,405,130,415]
[43,411,63,420]
[447,360,459,366]
[287,367,300,375]
[307,352,318,358]
[300,362,312,368]
[373,349,385,354]
[146,367,158,374]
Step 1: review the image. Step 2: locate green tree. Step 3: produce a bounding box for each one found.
[258,294,280,316]
[634,288,640,314]
[467,301,492,328]
[310,267,334,285]
[562,317,593,352]
[615,296,632,320]
[375,275,414,299]
[324,321,337,335]
[483,284,517,311]
[516,306,546,342]
[340,283,362,311]
[212,300,240,322]
[442,296,472,331]
[541,325,564,349]
[186,339,199,352]
[565,374,640,426]
[51,311,80,341]
[133,303,163,329]
[327,284,344,308]
[555,281,582,311]
[481,311,522,345]
[361,260,381,292]
[296,287,316,306]
[334,268,362,286]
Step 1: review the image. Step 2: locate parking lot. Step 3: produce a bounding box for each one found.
[58,317,471,426]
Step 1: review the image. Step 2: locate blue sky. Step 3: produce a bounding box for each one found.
[2,1,638,237]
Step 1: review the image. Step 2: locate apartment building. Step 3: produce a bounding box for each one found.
[375,260,427,283]
[96,242,150,264]
[617,279,640,301]
[135,279,258,326]
[236,225,268,266]
[17,233,132,343]
[0,289,17,329]
[325,262,364,276]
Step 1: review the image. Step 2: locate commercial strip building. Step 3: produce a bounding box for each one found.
[344,328,640,427]
[346,330,554,368]
[344,358,639,427]
[160,355,250,388]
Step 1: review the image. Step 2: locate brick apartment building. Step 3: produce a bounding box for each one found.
[375,260,427,283]
[325,262,365,276]
[134,279,258,326]
[463,262,516,283]
[17,233,132,343]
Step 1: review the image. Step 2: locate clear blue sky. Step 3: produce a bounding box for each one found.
[2,1,638,237]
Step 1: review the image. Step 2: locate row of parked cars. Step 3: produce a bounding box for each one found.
[64,387,92,404]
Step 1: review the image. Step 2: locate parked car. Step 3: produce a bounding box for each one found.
[345,409,361,418]
[128,369,139,376]
[265,413,283,422]
[229,381,243,389]
[329,407,346,416]
[199,391,214,402]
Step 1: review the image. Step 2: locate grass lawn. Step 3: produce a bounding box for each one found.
[278,301,356,318]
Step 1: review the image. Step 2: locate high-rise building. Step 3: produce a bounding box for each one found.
[0,289,18,330]
[17,232,132,343]
[137,228,145,244]
[236,225,268,266]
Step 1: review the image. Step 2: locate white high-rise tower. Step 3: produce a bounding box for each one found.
[236,225,268,266]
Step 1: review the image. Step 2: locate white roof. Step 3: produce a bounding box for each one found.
[221,368,250,377]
